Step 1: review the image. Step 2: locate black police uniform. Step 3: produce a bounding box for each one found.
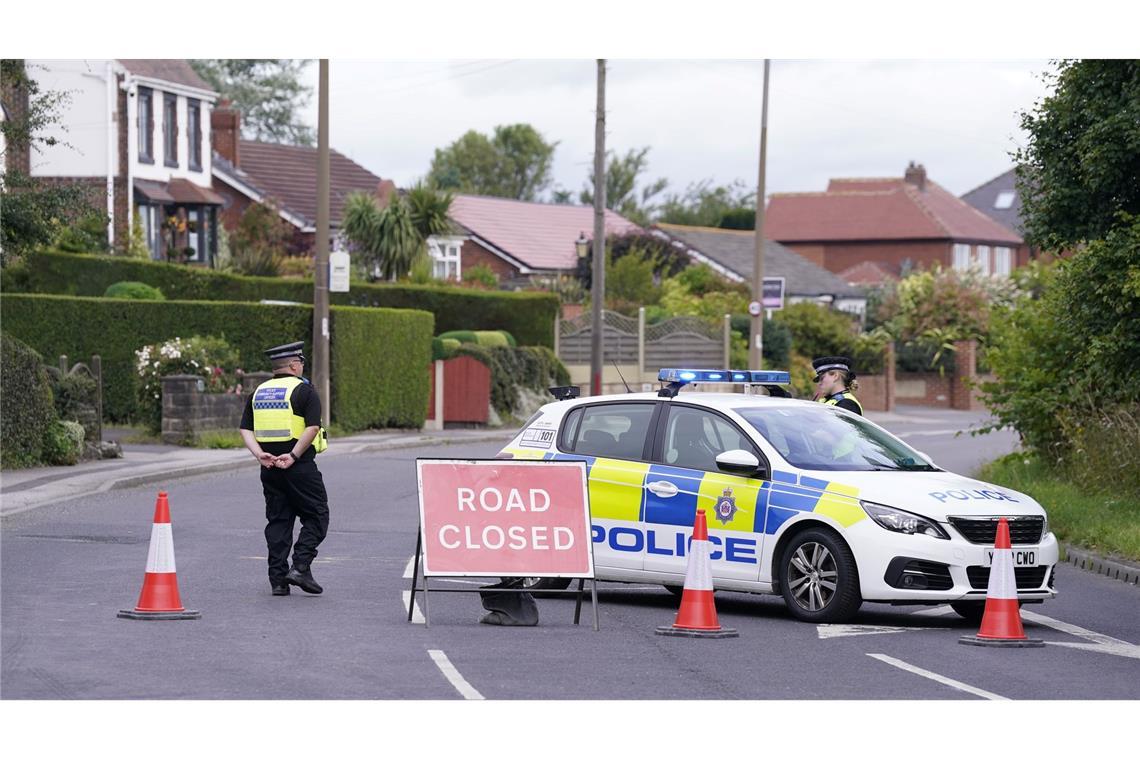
[240,343,329,595]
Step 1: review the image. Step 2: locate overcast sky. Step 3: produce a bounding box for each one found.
[297,59,1054,203]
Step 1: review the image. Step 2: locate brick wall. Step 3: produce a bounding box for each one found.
[461,239,519,281]
[161,371,270,444]
[816,240,952,276]
[856,342,896,412]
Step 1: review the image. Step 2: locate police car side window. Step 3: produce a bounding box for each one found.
[560,408,583,451]
[572,403,655,460]
[664,407,758,472]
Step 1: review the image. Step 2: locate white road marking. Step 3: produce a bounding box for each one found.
[429,649,484,700]
[402,591,424,624]
[1021,610,1140,659]
[817,623,950,639]
[867,654,1009,701]
[403,555,416,578]
[909,605,956,617]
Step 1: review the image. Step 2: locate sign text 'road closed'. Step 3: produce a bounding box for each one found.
[416,459,594,577]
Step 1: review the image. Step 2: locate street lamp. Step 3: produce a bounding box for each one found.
[575,232,589,259]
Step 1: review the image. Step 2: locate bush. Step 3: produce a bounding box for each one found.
[4,251,558,347]
[104,281,165,300]
[46,368,99,441]
[0,333,57,468]
[277,256,314,279]
[231,202,288,276]
[41,420,85,466]
[729,315,792,368]
[54,212,110,254]
[462,264,498,289]
[134,335,243,434]
[437,329,517,348]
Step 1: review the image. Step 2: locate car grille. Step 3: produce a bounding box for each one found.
[967,566,1049,590]
[948,516,1044,545]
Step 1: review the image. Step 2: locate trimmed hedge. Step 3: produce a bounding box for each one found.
[0,294,432,430]
[5,251,558,347]
[0,333,57,468]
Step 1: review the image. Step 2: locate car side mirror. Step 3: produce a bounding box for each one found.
[716,449,765,478]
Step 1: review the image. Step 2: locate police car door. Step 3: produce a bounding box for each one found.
[643,403,765,583]
[557,401,659,572]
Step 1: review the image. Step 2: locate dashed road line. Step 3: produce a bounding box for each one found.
[429,649,484,700]
[867,653,1009,700]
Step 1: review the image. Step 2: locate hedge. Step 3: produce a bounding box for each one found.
[0,333,57,468]
[5,251,558,347]
[0,294,432,431]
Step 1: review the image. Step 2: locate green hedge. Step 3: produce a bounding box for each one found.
[0,333,57,468]
[5,251,558,347]
[0,294,432,431]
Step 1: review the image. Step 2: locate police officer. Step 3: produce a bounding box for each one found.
[811,356,863,415]
[239,341,330,596]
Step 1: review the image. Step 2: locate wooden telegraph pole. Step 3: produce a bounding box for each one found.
[590,59,607,396]
[313,59,331,425]
[749,59,771,370]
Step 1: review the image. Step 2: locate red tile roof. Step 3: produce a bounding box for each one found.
[448,195,643,271]
[117,60,215,93]
[767,177,1022,245]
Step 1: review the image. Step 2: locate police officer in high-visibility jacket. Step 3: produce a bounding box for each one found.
[239,341,330,596]
[811,356,864,416]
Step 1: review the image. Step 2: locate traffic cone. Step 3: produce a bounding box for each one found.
[118,492,201,620]
[656,509,738,638]
[959,518,1041,647]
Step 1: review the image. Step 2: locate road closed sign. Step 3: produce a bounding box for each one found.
[416,459,594,578]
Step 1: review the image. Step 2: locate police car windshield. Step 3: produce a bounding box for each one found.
[735,407,937,472]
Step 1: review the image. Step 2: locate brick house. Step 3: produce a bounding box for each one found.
[765,162,1026,279]
[210,103,395,256]
[960,167,1044,264]
[3,59,225,264]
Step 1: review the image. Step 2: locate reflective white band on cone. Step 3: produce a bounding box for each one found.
[145,523,177,573]
[986,547,1017,600]
[684,538,713,591]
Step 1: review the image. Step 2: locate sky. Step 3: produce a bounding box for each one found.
[296,59,1055,203]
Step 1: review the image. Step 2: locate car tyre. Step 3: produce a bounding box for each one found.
[522,577,572,598]
[779,528,862,623]
[663,584,684,598]
[951,600,1021,624]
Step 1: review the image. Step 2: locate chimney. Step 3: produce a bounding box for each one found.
[375,179,397,209]
[904,161,926,191]
[211,100,241,167]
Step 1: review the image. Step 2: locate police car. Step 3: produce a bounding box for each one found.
[497,369,1058,623]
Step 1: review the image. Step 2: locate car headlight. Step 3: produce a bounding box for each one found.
[1042,513,1050,537]
[860,500,950,539]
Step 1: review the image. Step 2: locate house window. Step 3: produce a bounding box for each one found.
[185,208,202,262]
[137,205,160,259]
[952,243,970,272]
[974,245,991,275]
[163,94,178,168]
[430,239,462,281]
[994,246,1012,277]
[187,99,202,171]
[994,191,1016,209]
[138,88,154,164]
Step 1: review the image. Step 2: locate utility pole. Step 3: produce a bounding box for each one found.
[590,59,607,396]
[749,59,771,370]
[313,59,331,426]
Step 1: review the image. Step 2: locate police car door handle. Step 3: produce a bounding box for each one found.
[647,481,679,498]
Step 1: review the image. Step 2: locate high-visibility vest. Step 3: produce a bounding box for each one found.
[251,376,327,454]
[820,391,863,416]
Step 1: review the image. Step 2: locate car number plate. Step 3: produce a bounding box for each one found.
[983,548,1039,567]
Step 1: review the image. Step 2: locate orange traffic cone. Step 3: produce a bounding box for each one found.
[118,492,201,620]
[656,509,738,638]
[959,518,1041,647]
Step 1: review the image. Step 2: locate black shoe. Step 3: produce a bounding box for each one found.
[285,565,323,594]
[271,583,290,596]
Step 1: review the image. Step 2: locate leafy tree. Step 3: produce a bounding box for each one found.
[230,202,289,276]
[428,124,557,201]
[657,178,756,229]
[342,183,454,281]
[605,251,661,315]
[1014,59,1140,250]
[580,147,668,226]
[190,59,314,145]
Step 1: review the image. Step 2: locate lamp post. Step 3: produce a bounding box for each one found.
[575,232,589,260]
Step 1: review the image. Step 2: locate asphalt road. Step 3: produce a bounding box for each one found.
[3,426,1137,703]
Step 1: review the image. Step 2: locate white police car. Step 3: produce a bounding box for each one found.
[497,369,1058,623]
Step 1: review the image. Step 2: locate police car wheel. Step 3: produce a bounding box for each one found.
[522,577,572,597]
[664,584,684,598]
[779,528,862,623]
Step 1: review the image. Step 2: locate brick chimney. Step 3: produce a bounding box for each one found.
[376,179,397,209]
[211,100,241,167]
[904,161,927,191]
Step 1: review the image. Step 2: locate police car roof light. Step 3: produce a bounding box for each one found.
[657,368,791,386]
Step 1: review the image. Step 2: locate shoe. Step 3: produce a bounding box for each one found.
[271,583,290,596]
[285,565,323,594]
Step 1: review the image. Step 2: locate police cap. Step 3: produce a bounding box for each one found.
[264,341,306,363]
[812,356,854,382]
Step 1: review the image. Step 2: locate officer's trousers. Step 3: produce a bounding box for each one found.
[260,460,329,582]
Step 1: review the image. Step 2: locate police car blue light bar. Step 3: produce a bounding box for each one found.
[657,368,791,385]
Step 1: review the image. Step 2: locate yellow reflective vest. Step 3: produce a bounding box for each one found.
[820,392,863,416]
[251,376,327,454]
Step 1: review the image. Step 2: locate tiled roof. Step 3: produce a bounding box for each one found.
[117,60,215,93]
[215,141,386,228]
[960,168,1023,235]
[838,260,898,287]
[767,177,1022,245]
[654,223,865,299]
[448,195,643,270]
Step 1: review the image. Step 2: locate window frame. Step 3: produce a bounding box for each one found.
[994,246,1012,277]
[187,98,202,171]
[952,243,970,272]
[557,400,662,462]
[137,87,154,164]
[163,93,179,168]
[652,402,768,475]
[974,244,991,276]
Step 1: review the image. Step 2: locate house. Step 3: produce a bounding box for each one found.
[960,168,1040,264]
[765,162,1026,279]
[4,59,225,264]
[439,194,643,283]
[653,223,868,316]
[210,103,395,256]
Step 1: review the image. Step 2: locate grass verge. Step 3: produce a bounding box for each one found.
[978,453,1140,562]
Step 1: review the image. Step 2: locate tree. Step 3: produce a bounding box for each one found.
[1015,59,1140,250]
[427,124,557,201]
[190,60,314,145]
[230,202,290,276]
[579,147,667,226]
[657,178,756,229]
[342,184,454,281]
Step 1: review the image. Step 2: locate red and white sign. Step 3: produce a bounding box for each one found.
[416,459,594,578]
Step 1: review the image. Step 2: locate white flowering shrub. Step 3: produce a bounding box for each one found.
[135,335,243,433]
